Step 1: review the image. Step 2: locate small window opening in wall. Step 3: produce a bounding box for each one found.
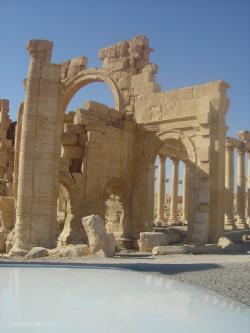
[69,159,82,173]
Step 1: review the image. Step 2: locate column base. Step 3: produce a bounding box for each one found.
[168,219,182,226]
[224,220,237,231]
[154,219,168,227]
[224,225,237,231]
[181,218,188,225]
[235,219,249,230]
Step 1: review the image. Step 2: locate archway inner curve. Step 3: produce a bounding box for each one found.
[62,71,123,113]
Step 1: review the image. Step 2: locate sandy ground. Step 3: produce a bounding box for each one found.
[1,253,250,306]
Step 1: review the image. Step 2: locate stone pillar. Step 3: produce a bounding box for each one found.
[182,160,189,223]
[224,142,236,229]
[236,145,247,229]
[156,155,166,221]
[14,40,61,250]
[169,158,179,224]
[247,151,250,226]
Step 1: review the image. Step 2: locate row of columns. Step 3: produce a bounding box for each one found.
[225,140,250,230]
[156,155,189,224]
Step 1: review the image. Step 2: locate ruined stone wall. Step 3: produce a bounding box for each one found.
[0,36,235,252]
[57,101,136,245]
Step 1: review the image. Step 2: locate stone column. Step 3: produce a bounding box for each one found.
[156,155,166,221]
[169,158,179,224]
[247,151,250,226]
[236,145,247,229]
[182,160,189,223]
[224,142,236,229]
[14,40,61,251]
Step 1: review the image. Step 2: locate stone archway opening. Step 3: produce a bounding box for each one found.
[67,81,115,112]
[62,70,123,113]
[153,138,190,227]
[60,72,123,177]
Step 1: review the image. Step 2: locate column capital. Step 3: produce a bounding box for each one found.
[170,157,179,165]
[27,39,53,62]
[225,142,235,152]
[159,154,166,162]
[236,144,247,155]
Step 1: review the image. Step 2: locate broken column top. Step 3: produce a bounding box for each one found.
[27,39,53,62]
[98,35,153,72]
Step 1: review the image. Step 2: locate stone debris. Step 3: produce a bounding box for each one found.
[9,247,28,257]
[25,247,49,259]
[51,244,90,257]
[152,246,188,255]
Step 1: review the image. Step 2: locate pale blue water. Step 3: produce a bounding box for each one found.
[0,264,249,333]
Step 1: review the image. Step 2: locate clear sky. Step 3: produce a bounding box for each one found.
[0,0,249,137]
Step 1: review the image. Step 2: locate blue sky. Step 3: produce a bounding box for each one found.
[0,0,249,137]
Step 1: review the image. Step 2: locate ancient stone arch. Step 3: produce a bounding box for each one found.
[145,130,197,164]
[62,69,123,112]
[5,35,237,253]
[57,172,86,246]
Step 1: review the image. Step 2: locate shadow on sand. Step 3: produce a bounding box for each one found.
[0,260,222,275]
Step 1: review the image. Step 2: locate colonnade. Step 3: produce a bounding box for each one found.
[156,154,189,225]
[225,135,250,230]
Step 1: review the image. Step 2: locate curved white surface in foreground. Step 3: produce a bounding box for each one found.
[0,265,249,333]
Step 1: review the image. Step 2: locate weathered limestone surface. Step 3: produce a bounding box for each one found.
[9,247,28,257]
[139,232,168,252]
[82,215,115,257]
[53,244,90,257]
[25,247,49,259]
[0,36,249,255]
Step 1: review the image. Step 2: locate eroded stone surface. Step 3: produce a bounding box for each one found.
[51,244,90,257]
[25,247,49,259]
[0,36,249,256]
[139,232,167,252]
[82,215,115,257]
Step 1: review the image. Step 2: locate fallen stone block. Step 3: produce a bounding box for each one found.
[139,232,167,252]
[9,247,28,257]
[154,227,185,244]
[25,247,49,259]
[152,245,188,255]
[188,244,222,254]
[52,244,90,257]
[218,236,245,253]
[82,215,115,257]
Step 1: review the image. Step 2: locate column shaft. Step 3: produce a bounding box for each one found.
[182,161,189,223]
[224,143,235,229]
[236,146,247,228]
[169,158,179,224]
[156,155,166,221]
[247,152,250,225]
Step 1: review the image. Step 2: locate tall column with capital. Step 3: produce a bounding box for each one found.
[247,151,250,226]
[182,160,189,223]
[156,155,166,221]
[169,158,179,224]
[14,40,61,250]
[236,145,247,229]
[224,142,236,229]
